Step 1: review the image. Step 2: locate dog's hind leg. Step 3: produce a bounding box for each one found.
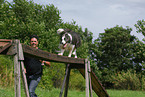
[72,48,77,58]
[68,45,75,57]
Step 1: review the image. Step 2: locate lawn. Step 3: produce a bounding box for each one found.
[0,87,145,97]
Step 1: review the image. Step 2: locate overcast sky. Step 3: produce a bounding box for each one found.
[7,0,145,41]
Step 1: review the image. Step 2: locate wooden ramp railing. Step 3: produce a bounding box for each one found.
[0,39,109,97]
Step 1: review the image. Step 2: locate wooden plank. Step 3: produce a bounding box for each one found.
[78,68,109,97]
[64,64,71,97]
[85,59,89,97]
[18,41,30,97]
[59,64,70,97]
[88,61,93,97]
[6,43,17,55]
[20,61,30,97]
[13,40,21,97]
[0,39,12,54]
[18,41,24,60]
[22,44,85,65]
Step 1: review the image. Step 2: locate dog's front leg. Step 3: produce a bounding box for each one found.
[68,45,75,57]
[58,49,65,56]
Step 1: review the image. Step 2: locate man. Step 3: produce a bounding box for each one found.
[24,35,50,97]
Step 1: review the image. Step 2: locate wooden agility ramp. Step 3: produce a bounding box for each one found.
[0,39,109,97]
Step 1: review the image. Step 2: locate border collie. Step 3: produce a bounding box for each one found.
[57,28,81,58]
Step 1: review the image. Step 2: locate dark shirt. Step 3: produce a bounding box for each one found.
[24,56,42,76]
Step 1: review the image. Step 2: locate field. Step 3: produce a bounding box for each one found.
[0,87,145,97]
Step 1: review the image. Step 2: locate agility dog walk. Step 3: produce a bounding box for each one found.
[0,39,109,97]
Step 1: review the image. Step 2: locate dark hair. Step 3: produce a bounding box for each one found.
[30,35,39,40]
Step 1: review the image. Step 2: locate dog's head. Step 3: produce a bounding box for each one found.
[57,29,72,48]
[61,33,72,45]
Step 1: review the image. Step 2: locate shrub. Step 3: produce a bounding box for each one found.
[142,76,145,90]
[111,70,142,90]
[38,62,65,90]
[0,55,14,87]
[69,69,85,91]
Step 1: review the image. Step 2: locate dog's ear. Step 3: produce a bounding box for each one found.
[57,28,64,34]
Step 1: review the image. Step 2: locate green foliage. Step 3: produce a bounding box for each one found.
[1,0,144,91]
[0,55,14,87]
[89,59,102,80]
[91,25,137,72]
[0,0,94,90]
[69,69,85,91]
[38,62,65,89]
[110,70,145,90]
[1,0,61,44]
[132,40,145,72]
[135,19,145,37]
[90,25,145,89]
[141,75,145,90]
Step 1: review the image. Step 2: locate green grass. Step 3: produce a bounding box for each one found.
[0,87,145,97]
[108,89,145,97]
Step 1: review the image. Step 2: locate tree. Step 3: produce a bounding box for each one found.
[135,19,145,37]
[91,25,137,73]
[134,20,145,72]
[132,37,145,73]
[0,0,94,89]
[1,0,62,53]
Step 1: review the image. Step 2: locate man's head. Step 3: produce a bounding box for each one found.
[30,35,39,48]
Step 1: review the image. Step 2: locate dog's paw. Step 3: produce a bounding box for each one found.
[72,52,76,55]
[68,54,72,57]
[58,53,63,56]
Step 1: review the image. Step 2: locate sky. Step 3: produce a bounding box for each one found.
[7,0,145,41]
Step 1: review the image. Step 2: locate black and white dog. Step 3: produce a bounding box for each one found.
[57,28,81,58]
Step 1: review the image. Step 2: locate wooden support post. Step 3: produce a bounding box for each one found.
[85,59,89,97]
[64,64,71,97]
[88,61,93,97]
[14,40,21,97]
[18,41,30,97]
[59,64,70,97]
[20,61,30,97]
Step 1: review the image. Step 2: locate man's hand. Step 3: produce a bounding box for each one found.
[40,60,51,67]
[24,68,27,73]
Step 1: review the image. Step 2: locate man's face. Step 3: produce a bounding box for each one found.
[30,38,38,48]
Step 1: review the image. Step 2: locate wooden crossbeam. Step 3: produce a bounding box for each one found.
[22,44,85,65]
